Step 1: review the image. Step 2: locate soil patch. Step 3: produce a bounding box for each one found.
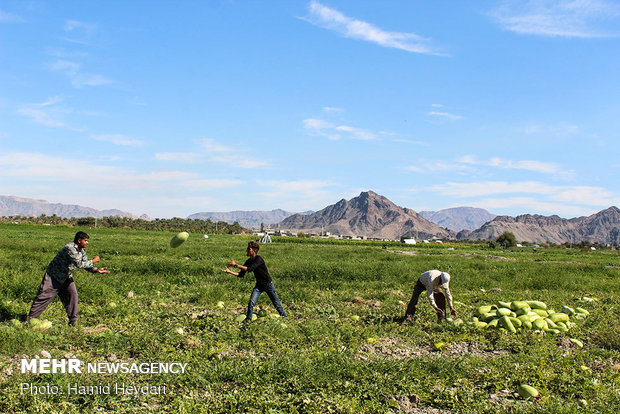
[356,337,508,361]
[389,250,418,256]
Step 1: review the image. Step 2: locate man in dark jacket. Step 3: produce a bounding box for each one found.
[27,231,110,325]
[223,241,287,320]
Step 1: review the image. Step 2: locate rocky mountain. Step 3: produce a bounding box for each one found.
[418,207,496,232]
[187,209,308,229]
[278,191,454,240]
[457,206,620,244]
[0,195,140,219]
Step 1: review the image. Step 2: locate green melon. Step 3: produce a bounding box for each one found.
[518,384,540,400]
[170,232,189,248]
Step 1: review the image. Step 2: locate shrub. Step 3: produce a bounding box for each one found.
[496,232,517,249]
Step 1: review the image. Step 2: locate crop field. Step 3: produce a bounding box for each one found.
[0,223,619,413]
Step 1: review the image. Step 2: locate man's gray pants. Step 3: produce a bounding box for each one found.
[28,273,78,324]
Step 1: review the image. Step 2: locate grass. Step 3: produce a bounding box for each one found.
[0,223,619,413]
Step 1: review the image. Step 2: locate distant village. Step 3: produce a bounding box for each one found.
[254,228,444,244]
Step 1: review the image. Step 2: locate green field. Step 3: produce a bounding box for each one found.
[1,224,619,413]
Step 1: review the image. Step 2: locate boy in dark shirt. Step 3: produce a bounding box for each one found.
[223,241,287,320]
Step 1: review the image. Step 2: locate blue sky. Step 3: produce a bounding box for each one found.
[1,1,619,219]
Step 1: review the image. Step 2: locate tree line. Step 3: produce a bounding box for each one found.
[0,214,247,234]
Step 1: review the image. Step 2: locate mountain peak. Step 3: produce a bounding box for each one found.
[280,191,453,240]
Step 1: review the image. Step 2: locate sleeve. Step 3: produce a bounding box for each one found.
[68,246,96,272]
[444,285,454,309]
[237,258,254,278]
[426,290,438,308]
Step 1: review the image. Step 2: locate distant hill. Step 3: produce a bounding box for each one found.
[418,207,496,231]
[278,191,454,240]
[187,209,310,229]
[0,195,141,219]
[457,206,620,244]
[4,193,618,244]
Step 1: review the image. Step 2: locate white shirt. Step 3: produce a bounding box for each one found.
[419,269,453,309]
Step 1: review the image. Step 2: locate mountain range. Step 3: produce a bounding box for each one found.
[277,191,619,244]
[188,209,311,228]
[456,207,620,244]
[0,195,144,219]
[2,193,618,244]
[418,207,496,231]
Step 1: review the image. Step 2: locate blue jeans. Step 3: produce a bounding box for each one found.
[246,282,287,319]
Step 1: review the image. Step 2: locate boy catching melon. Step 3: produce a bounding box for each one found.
[222,241,287,320]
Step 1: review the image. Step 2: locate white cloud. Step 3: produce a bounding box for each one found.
[334,125,376,141]
[18,108,65,127]
[91,134,144,147]
[404,159,472,173]
[157,138,269,169]
[64,20,97,33]
[303,118,339,140]
[404,165,423,173]
[35,96,66,107]
[489,0,620,38]
[302,1,445,55]
[433,181,554,197]
[392,138,426,145]
[50,60,81,76]
[0,152,210,193]
[303,118,377,141]
[155,152,203,163]
[0,9,25,23]
[198,138,237,154]
[257,179,337,210]
[0,152,123,183]
[199,138,269,168]
[49,59,112,88]
[322,106,344,112]
[551,185,617,206]
[45,48,88,59]
[522,123,580,136]
[63,19,98,44]
[181,179,243,190]
[427,111,462,121]
[458,155,571,176]
[262,179,333,192]
[432,181,619,208]
[468,197,600,217]
[75,74,112,87]
[135,171,197,181]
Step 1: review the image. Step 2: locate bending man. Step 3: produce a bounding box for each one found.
[405,269,457,322]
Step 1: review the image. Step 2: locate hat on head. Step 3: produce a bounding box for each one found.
[440,272,450,287]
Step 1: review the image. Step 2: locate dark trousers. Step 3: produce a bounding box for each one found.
[246,282,287,319]
[28,273,78,324]
[405,280,446,322]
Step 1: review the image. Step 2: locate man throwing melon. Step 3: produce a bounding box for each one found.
[27,231,110,325]
[222,241,287,320]
[405,269,457,322]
